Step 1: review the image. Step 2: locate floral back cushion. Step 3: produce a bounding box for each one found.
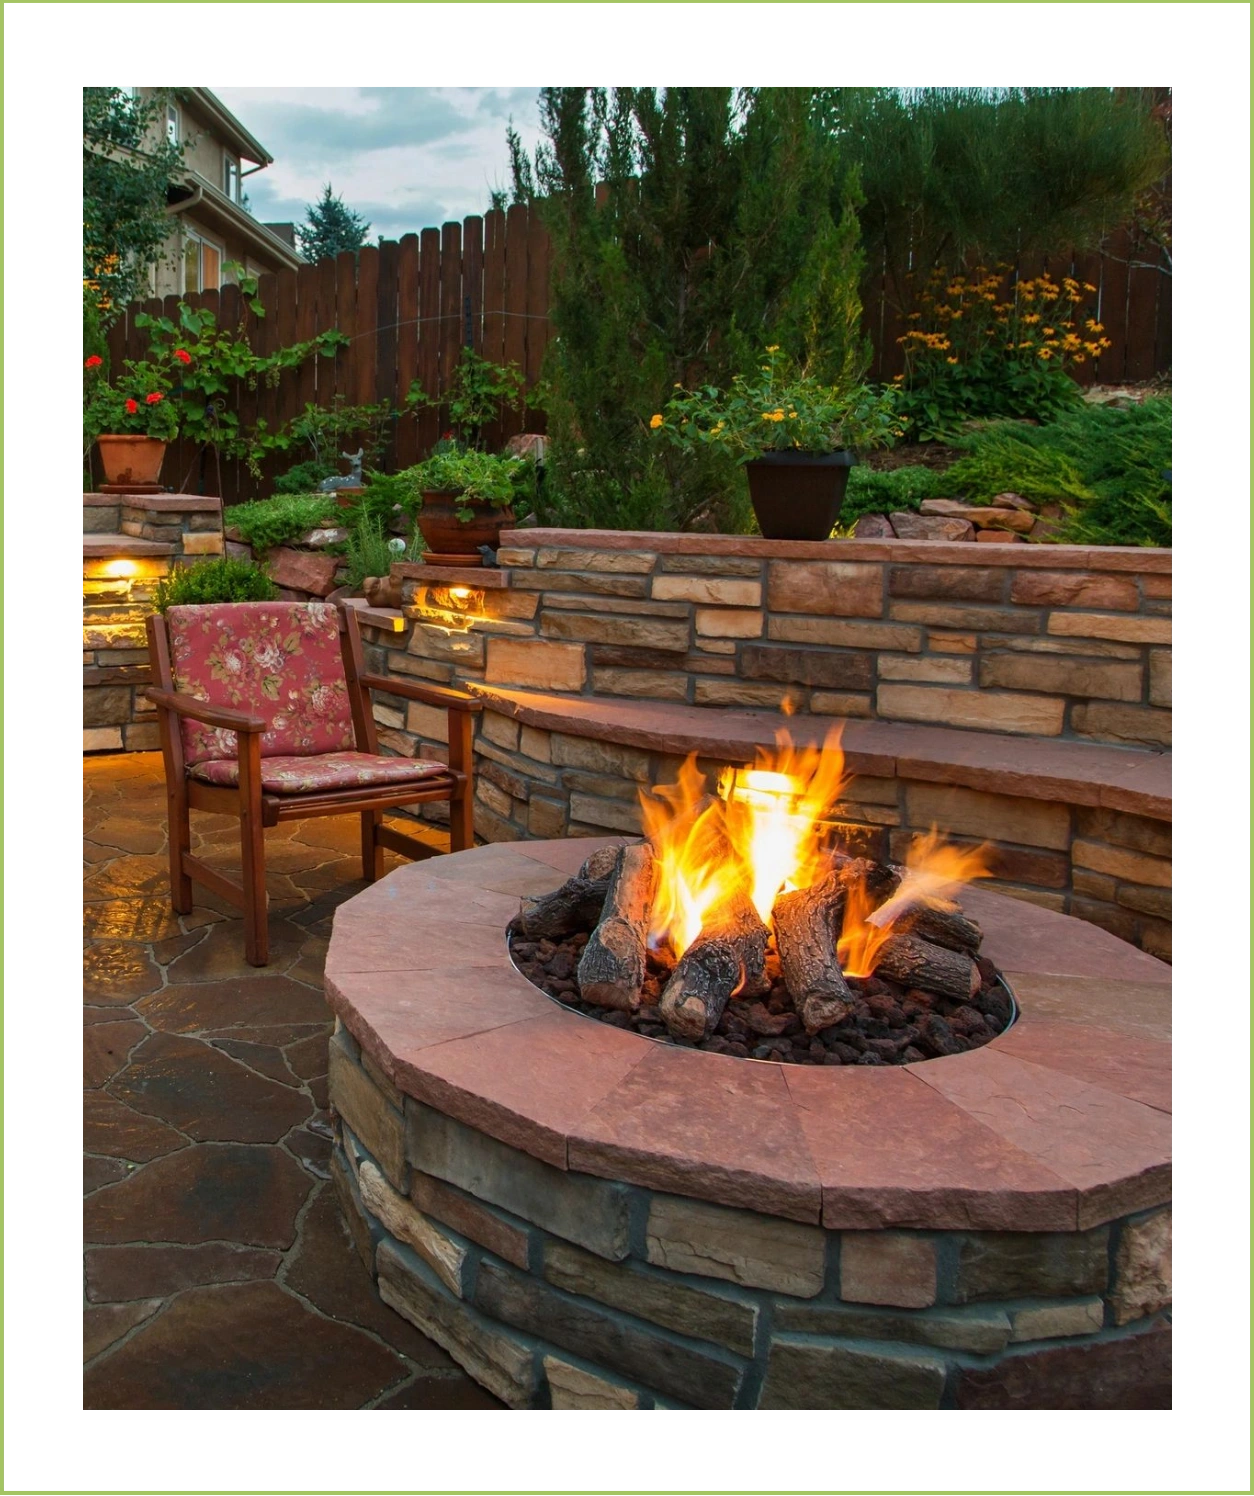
[166,602,356,765]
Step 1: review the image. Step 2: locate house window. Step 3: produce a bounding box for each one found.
[183,231,223,294]
[166,103,180,144]
[224,154,241,203]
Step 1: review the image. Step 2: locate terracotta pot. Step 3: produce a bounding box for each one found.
[416,493,515,558]
[97,435,167,488]
[745,450,857,541]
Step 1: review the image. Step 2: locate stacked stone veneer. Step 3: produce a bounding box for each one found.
[393,531,1172,747]
[329,1023,1170,1409]
[356,531,1171,958]
[83,494,224,752]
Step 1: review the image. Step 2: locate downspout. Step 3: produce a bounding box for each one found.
[165,183,204,219]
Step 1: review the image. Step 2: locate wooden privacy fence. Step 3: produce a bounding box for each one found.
[103,204,553,504]
[103,204,1169,504]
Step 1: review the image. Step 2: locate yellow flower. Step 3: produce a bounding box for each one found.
[1038,348,1052,360]
[711,421,724,434]
[1083,282,1097,293]
[1043,327,1055,336]
[1085,319,1104,333]
[946,356,958,365]
[1022,313,1040,325]
[788,411,798,419]
[765,345,780,353]
[773,408,785,421]
[649,414,664,429]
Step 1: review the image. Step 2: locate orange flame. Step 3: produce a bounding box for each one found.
[640,726,850,958]
[838,826,992,978]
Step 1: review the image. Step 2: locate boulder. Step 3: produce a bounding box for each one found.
[851,513,895,539]
[920,502,1034,533]
[300,527,350,549]
[267,546,340,597]
[889,512,975,542]
[975,529,1024,543]
[991,491,1037,512]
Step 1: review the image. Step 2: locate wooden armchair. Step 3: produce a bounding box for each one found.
[146,600,481,966]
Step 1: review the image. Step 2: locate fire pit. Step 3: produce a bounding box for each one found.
[507,731,1016,1068]
[324,735,1171,1410]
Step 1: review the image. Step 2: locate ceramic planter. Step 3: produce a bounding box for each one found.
[96,435,167,488]
[745,450,857,541]
[416,493,515,562]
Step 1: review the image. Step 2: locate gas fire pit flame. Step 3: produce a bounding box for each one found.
[640,727,991,981]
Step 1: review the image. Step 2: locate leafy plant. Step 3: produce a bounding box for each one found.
[153,556,279,611]
[83,88,188,321]
[133,285,349,476]
[839,465,945,524]
[653,345,903,461]
[339,513,402,591]
[410,350,526,450]
[410,448,528,520]
[893,268,1110,439]
[944,398,1172,546]
[273,458,340,495]
[84,348,183,446]
[224,493,342,552]
[284,397,398,468]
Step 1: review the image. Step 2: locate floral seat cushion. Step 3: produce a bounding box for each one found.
[188,752,453,795]
[165,601,357,765]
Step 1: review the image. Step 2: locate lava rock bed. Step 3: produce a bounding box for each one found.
[508,930,1013,1067]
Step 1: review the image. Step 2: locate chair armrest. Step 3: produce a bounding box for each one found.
[145,688,267,733]
[358,674,483,714]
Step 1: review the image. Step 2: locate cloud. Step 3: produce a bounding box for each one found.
[213,86,541,241]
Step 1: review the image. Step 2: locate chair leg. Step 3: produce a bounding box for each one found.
[167,780,194,915]
[238,737,269,967]
[449,786,475,853]
[361,810,385,882]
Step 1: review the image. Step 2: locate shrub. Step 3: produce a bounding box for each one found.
[339,514,402,592]
[153,557,278,611]
[944,398,1171,547]
[839,464,945,524]
[273,458,339,495]
[224,493,342,552]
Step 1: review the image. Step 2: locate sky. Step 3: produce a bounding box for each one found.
[212,86,544,241]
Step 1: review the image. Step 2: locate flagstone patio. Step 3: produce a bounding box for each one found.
[83,752,503,1409]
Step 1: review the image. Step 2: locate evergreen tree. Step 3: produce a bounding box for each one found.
[83,87,188,325]
[512,87,867,531]
[296,184,371,263]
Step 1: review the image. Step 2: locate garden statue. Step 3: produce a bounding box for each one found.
[319,448,365,491]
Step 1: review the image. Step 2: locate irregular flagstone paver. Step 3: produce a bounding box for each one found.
[85,1003,138,1025]
[84,1089,188,1162]
[85,1157,131,1193]
[136,974,332,1035]
[86,931,170,990]
[85,1244,284,1304]
[84,1019,148,1089]
[82,1281,409,1409]
[285,1185,460,1367]
[84,1299,165,1363]
[160,917,308,982]
[83,853,176,902]
[86,815,168,855]
[210,1037,301,1088]
[84,898,185,944]
[108,1031,313,1143]
[83,1142,315,1247]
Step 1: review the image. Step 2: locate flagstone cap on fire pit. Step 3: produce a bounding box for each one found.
[324,839,1170,1234]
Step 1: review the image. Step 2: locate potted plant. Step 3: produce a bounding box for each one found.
[407,446,528,563]
[84,348,186,487]
[652,346,904,540]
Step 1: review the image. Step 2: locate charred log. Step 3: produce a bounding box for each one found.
[890,901,982,954]
[577,842,658,1012]
[511,874,610,941]
[772,875,857,1035]
[659,891,769,1042]
[874,933,980,1004]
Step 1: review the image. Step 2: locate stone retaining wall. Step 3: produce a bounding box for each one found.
[83,494,223,752]
[393,530,1171,749]
[329,1022,1171,1410]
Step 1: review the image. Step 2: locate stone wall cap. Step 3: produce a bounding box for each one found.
[393,562,509,589]
[500,528,1172,574]
[466,685,1171,821]
[86,494,223,513]
[83,534,177,558]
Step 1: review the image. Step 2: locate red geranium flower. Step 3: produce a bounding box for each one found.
[84,354,103,369]
[125,398,139,414]
[145,391,164,404]
[174,348,192,365]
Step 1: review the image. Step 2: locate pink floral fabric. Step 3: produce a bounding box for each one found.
[166,602,356,765]
[188,751,451,795]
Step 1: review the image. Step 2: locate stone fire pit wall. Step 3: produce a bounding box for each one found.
[324,841,1172,1410]
[357,531,1171,959]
